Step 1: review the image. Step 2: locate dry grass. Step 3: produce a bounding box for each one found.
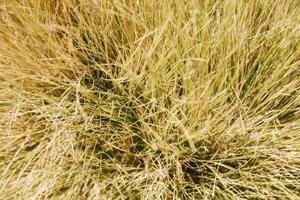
[0,0,300,199]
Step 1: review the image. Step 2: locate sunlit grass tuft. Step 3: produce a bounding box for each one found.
[0,0,300,199]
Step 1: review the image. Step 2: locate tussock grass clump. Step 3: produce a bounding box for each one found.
[0,0,300,199]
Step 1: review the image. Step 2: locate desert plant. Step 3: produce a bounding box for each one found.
[0,0,299,199]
